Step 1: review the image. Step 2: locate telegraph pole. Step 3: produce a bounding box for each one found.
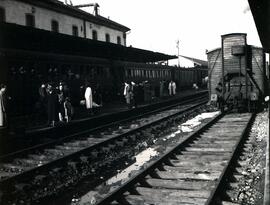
[176,39,180,67]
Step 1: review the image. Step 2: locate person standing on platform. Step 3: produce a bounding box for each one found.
[64,97,73,122]
[123,82,131,109]
[47,84,58,127]
[39,83,47,104]
[37,83,47,122]
[0,84,7,127]
[168,80,176,96]
[131,82,139,108]
[57,83,65,122]
[84,83,93,115]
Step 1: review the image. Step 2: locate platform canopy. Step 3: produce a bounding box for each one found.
[0,23,177,63]
[248,0,270,53]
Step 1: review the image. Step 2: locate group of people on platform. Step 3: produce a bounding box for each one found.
[38,82,74,126]
[37,81,102,127]
[0,77,203,129]
[123,80,177,109]
[123,81,139,109]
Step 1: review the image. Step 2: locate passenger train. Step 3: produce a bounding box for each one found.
[0,22,207,116]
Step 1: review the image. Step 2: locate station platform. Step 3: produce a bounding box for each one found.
[0,89,208,140]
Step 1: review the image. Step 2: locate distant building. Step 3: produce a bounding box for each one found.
[0,0,130,45]
[179,55,208,68]
[169,55,208,68]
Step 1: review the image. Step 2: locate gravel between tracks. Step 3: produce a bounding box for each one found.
[231,111,268,205]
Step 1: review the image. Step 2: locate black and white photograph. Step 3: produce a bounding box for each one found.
[0,0,269,204]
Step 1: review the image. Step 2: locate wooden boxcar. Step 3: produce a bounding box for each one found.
[207,33,266,111]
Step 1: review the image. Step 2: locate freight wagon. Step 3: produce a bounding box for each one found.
[207,33,266,111]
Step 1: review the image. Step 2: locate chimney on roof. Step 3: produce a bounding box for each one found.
[73,3,100,16]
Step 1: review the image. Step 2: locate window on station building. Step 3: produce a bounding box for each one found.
[117,36,121,45]
[25,14,35,27]
[51,20,59,32]
[92,30,98,40]
[72,25,78,36]
[0,7,5,22]
[105,33,110,43]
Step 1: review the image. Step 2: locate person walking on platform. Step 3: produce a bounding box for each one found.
[168,80,176,96]
[0,84,8,127]
[84,83,93,115]
[47,84,58,127]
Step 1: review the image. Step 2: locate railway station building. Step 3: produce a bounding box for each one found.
[0,0,130,45]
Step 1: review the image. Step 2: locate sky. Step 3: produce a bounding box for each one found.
[60,0,261,65]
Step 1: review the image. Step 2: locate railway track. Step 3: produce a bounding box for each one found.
[95,112,255,205]
[0,95,208,203]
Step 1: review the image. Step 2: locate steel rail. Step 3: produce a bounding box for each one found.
[205,113,255,204]
[0,94,207,162]
[0,97,208,190]
[96,111,224,205]
[95,113,255,205]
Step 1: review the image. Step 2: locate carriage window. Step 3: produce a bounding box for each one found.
[0,7,5,22]
[72,25,78,36]
[105,33,110,43]
[127,69,131,77]
[51,20,59,32]
[117,36,121,45]
[92,30,98,40]
[25,14,35,27]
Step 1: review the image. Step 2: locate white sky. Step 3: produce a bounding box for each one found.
[60,0,261,65]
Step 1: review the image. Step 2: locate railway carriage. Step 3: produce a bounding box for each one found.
[207,33,266,111]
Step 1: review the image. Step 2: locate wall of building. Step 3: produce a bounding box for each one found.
[86,21,124,44]
[0,0,125,45]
